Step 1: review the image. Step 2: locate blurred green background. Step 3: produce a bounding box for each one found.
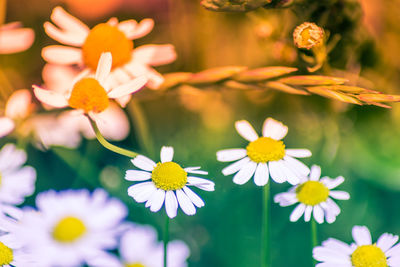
[2,0,400,266]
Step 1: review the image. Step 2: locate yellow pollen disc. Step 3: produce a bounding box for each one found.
[52,216,87,243]
[82,23,133,70]
[125,263,146,267]
[151,162,188,191]
[0,241,13,265]
[296,181,330,206]
[246,137,285,163]
[351,245,388,267]
[68,78,109,113]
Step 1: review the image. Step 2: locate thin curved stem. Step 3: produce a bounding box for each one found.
[311,219,318,266]
[261,183,270,267]
[87,116,138,158]
[164,216,170,267]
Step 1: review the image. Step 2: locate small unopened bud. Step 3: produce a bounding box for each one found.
[293,22,324,49]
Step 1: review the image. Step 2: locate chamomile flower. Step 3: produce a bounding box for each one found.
[0,22,34,54]
[125,146,215,218]
[313,225,400,267]
[217,117,311,186]
[42,6,176,94]
[0,144,36,223]
[13,189,127,267]
[274,165,350,224]
[33,52,147,119]
[0,232,34,266]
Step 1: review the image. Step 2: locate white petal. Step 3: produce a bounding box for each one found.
[274,192,298,207]
[0,27,34,54]
[290,203,306,222]
[377,233,399,252]
[126,18,154,39]
[235,120,258,142]
[221,157,250,176]
[107,76,147,98]
[95,52,112,85]
[33,85,69,108]
[160,146,174,163]
[131,155,156,171]
[262,117,288,140]
[125,170,151,181]
[321,238,353,255]
[0,117,14,138]
[321,176,345,189]
[150,189,165,212]
[127,182,157,203]
[268,160,286,183]
[5,89,32,119]
[43,21,86,47]
[184,167,208,175]
[313,205,325,224]
[51,6,89,36]
[387,243,400,257]
[304,205,313,222]
[42,45,82,65]
[310,165,321,181]
[313,246,353,264]
[176,189,196,216]
[254,163,269,186]
[280,160,300,185]
[132,44,176,66]
[182,186,205,208]
[216,148,247,162]
[285,149,312,158]
[232,161,257,185]
[187,177,215,191]
[165,191,178,219]
[329,191,350,200]
[352,226,372,246]
[283,155,310,176]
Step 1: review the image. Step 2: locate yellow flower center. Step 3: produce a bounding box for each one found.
[351,245,388,267]
[0,242,13,265]
[296,181,330,206]
[52,216,87,243]
[151,162,188,191]
[125,263,146,267]
[68,77,109,113]
[246,137,285,163]
[82,23,133,70]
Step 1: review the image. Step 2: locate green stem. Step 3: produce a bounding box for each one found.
[164,216,170,267]
[311,219,318,266]
[87,116,138,158]
[261,183,270,267]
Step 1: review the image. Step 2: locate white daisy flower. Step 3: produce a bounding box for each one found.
[274,165,350,224]
[13,189,127,267]
[33,52,147,119]
[313,225,400,267]
[0,232,34,266]
[42,6,176,93]
[89,224,190,267]
[0,144,36,223]
[217,117,311,186]
[125,146,215,219]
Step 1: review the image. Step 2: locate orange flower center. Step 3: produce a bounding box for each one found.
[68,78,109,113]
[82,23,133,70]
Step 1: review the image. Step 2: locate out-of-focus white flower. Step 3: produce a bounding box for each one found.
[126,146,215,218]
[0,22,34,54]
[0,231,35,266]
[13,189,127,267]
[314,225,400,266]
[42,6,176,101]
[0,144,36,224]
[217,117,311,186]
[274,165,350,224]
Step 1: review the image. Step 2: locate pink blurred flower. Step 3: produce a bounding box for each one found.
[42,6,176,106]
[0,22,34,54]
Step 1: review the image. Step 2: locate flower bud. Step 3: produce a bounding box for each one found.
[293,22,324,49]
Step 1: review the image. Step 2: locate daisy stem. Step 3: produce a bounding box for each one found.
[88,116,138,158]
[311,219,318,266]
[164,216,170,267]
[261,182,270,267]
